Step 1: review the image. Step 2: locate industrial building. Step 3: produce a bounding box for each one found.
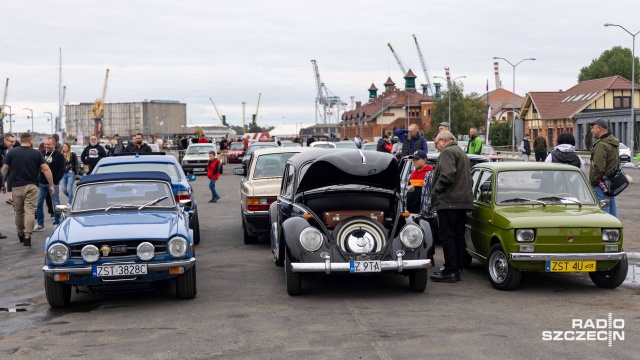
[65,100,187,140]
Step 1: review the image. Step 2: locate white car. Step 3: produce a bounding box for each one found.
[309,141,336,148]
[619,143,632,162]
[181,143,220,175]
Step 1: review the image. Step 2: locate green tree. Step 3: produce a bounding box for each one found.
[578,46,640,83]
[427,84,486,139]
[488,120,512,146]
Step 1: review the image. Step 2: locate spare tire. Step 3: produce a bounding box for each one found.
[334,216,387,253]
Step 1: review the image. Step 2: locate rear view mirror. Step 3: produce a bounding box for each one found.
[55,204,69,213]
[233,168,246,176]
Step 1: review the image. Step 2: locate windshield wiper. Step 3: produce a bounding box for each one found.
[500,197,546,206]
[104,204,135,212]
[138,196,169,210]
[537,196,583,207]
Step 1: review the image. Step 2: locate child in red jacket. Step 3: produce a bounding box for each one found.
[207,151,221,202]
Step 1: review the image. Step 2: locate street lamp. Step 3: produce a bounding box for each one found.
[44,112,53,134]
[493,57,536,153]
[434,75,466,135]
[23,108,34,133]
[605,23,639,151]
[5,113,15,133]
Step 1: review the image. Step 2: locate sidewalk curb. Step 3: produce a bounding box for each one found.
[626,252,640,260]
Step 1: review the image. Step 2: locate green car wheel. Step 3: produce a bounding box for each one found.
[487,243,521,291]
[589,255,628,289]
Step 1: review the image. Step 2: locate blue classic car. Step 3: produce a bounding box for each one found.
[42,172,197,307]
[268,149,433,295]
[92,154,201,244]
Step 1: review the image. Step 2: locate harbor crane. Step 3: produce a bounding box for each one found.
[90,69,109,137]
[387,43,407,76]
[209,97,228,126]
[311,60,346,124]
[412,34,440,98]
[252,93,261,126]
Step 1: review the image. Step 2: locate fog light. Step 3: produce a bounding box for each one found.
[169,267,185,275]
[54,274,70,281]
[604,245,618,252]
[519,245,535,252]
[137,242,155,261]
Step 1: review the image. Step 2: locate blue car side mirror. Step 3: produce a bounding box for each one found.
[187,174,196,182]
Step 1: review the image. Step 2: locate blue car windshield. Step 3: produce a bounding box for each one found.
[72,181,175,212]
[94,163,181,181]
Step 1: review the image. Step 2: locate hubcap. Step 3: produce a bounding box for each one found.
[489,251,508,283]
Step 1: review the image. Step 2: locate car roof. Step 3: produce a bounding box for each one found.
[77,171,172,185]
[473,162,581,171]
[252,147,310,156]
[187,143,216,147]
[96,154,179,165]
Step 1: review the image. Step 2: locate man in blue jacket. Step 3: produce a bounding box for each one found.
[395,124,428,157]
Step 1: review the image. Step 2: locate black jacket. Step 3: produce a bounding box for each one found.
[124,142,152,153]
[81,144,107,173]
[40,150,65,185]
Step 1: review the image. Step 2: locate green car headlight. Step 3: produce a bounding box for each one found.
[515,229,535,242]
[602,229,620,242]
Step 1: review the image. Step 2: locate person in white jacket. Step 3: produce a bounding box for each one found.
[544,132,586,172]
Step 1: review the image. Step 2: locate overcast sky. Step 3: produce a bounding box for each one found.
[1,0,639,133]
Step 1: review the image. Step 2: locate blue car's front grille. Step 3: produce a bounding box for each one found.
[69,240,167,259]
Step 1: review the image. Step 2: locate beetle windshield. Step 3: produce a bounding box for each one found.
[495,170,596,205]
[72,180,175,212]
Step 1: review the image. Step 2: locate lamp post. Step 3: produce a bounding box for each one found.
[434,75,466,134]
[605,23,639,151]
[493,57,536,153]
[23,108,34,133]
[6,113,15,133]
[44,112,53,134]
[0,104,11,134]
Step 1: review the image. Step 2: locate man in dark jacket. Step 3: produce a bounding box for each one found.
[124,133,152,153]
[430,131,474,282]
[306,134,315,147]
[34,137,65,230]
[376,134,392,153]
[0,133,16,239]
[81,135,107,174]
[534,135,548,162]
[395,124,428,157]
[588,118,620,217]
[112,134,124,155]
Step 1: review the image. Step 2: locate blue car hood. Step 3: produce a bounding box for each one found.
[53,212,180,244]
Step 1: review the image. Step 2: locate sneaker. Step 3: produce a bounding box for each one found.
[208,198,215,203]
[6,199,13,205]
[33,224,45,232]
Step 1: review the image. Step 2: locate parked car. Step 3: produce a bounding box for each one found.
[233,147,309,244]
[457,140,469,152]
[481,144,504,162]
[42,172,197,307]
[93,154,201,244]
[465,162,627,290]
[280,140,301,148]
[309,141,337,148]
[619,143,632,162]
[333,141,357,149]
[149,143,161,152]
[182,143,221,175]
[362,143,378,151]
[268,149,433,295]
[228,142,246,163]
[241,142,280,171]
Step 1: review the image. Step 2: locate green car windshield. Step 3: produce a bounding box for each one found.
[495,170,596,205]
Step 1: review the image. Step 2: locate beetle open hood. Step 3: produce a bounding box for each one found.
[297,150,398,193]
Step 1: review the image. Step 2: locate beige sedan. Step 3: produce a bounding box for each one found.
[233,147,309,244]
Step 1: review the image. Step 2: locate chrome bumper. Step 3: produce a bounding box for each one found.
[509,252,626,261]
[42,258,196,275]
[290,250,431,274]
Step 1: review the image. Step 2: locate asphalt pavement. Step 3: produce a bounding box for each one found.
[0,161,639,359]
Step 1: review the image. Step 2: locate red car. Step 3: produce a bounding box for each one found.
[228,142,246,163]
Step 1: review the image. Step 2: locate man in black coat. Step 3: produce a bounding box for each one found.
[124,133,152,153]
[0,133,16,239]
[34,137,65,231]
[81,135,107,174]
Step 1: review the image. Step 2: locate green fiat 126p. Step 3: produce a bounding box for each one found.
[464,162,627,290]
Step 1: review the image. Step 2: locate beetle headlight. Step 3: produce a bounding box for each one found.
[602,229,620,242]
[81,245,100,263]
[400,224,423,249]
[137,242,155,260]
[516,229,535,242]
[168,237,188,258]
[48,243,69,265]
[299,227,323,252]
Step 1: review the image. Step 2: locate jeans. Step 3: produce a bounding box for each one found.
[209,179,219,199]
[60,172,75,205]
[593,186,618,218]
[37,183,60,226]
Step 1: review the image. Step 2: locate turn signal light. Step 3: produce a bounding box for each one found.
[169,267,185,275]
[303,213,312,220]
[54,274,70,282]
[402,211,410,217]
[247,197,276,211]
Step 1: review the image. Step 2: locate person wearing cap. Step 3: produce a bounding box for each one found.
[376,134,392,153]
[112,134,124,155]
[438,122,450,132]
[406,150,437,266]
[395,124,429,157]
[430,131,473,282]
[588,118,620,217]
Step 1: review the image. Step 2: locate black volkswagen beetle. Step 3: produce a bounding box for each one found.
[268,149,433,295]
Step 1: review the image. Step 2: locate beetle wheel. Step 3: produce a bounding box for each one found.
[285,252,302,296]
[589,255,628,289]
[487,243,521,290]
[409,269,428,292]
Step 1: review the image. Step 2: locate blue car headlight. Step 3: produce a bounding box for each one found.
[168,237,188,258]
[137,242,155,260]
[81,245,100,263]
[48,243,70,265]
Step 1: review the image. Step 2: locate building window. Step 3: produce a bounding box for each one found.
[613,96,631,109]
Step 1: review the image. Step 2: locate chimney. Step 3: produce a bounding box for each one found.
[494,62,501,90]
[356,101,362,109]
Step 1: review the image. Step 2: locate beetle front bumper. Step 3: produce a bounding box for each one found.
[42,257,196,275]
[509,252,625,261]
[291,251,431,274]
